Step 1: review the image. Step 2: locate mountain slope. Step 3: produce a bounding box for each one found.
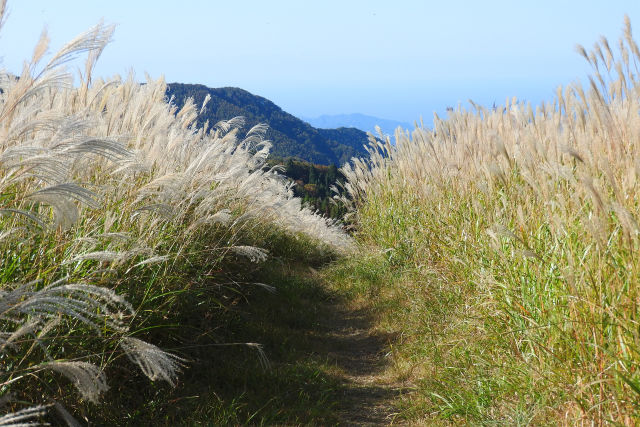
[303,113,412,136]
[166,83,369,165]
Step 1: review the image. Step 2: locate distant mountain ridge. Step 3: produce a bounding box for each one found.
[165,83,370,165]
[302,113,412,137]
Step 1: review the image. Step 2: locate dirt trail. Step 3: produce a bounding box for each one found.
[317,303,409,426]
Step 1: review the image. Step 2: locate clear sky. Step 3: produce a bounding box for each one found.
[0,1,638,126]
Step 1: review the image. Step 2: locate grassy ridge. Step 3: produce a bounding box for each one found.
[339,17,640,424]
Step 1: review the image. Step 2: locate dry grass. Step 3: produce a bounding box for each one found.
[341,16,640,424]
[0,2,352,422]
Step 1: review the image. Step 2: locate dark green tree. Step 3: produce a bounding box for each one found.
[308,165,317,185]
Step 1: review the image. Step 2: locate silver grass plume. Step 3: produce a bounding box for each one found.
[245,342,270,370]
[214,116,245,134]
[64,249,152,265]
[230,245,269,263]
[42,361,108,403]
[26,192,78,229]
[42,22,114,72]
[0,317,41,353]
[28,183,99,208]
[0,279,133,332]
[120,337,184,386]
[209,209,233,224]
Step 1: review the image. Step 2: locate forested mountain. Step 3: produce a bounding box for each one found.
[166,83,370,165]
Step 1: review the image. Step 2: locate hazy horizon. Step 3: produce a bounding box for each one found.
[1,1,639,126]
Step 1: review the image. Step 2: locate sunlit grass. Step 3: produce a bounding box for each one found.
[0,2,351,421]
[339,16,640,424]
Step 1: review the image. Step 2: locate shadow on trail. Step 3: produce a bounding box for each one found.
[86,261,406,426]
[195,262,409,425]
[318,306,408,425]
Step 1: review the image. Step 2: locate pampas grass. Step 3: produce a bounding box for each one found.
[342,16,640,424]
[0,0,352,420]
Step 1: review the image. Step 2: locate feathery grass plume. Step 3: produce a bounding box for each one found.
[120,337,184,386]
[230,245,269,263]
[42,361,108,403]
[0,279,133,332]
[210,209,233,224]
[0,317,41,352]
[131,255,170,268]
[245,342,270,370]
[65,250,127,263]
[64,138,133,162]
[213,116,245,134]
[43,22,115,72]
[27,183,99,229]
[199,93,211,115]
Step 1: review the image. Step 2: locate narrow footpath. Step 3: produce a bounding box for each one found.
[315,301,409,426]
[171,262,414,426]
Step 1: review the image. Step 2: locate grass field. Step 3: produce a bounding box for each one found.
[2,2,640,425]
[337,15,640,424]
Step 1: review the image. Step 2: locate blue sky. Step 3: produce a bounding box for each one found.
[0,1,639,126]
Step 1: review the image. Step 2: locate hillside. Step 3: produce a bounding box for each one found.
[166,83,369,165]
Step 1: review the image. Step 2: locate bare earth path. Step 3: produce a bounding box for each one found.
[315,302,410,426]
[203,262,414,425]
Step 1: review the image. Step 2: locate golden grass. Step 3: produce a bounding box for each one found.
[341,16,640,424]
[0,2,351,420]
